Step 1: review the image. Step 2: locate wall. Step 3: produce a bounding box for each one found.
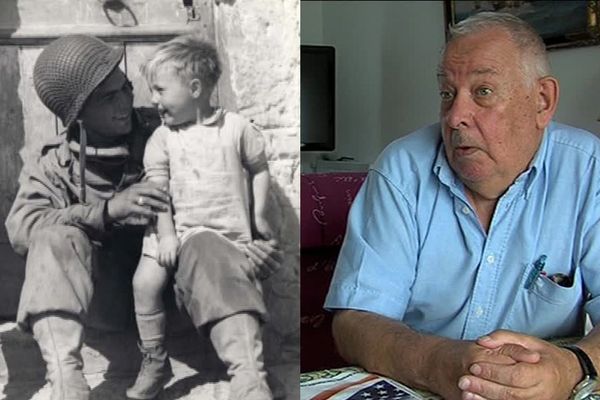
[300,1,325,172]
[301,1,445,171]
[300,0,323,43]
[213,3,300,395]
[550,46,600,133]
[301,0,600,169]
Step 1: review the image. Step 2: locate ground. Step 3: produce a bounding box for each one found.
[0,320,299,400]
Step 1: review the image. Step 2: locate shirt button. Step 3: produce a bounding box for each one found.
[475,306,484,317]
[461,206,470,215]
[486,254,495,264]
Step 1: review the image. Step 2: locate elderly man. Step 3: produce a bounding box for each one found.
[325,12,600,400]
[5,35,280,400]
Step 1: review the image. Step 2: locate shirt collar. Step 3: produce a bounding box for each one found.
[201,107,225,126]
[433,130,461,193]
[521,124,549,199]
[168,107,225,131]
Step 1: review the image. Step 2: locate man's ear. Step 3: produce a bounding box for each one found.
[190,78,202,98]
[535,76,559,130]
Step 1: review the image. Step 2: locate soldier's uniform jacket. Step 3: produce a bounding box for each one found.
[6,108,160,256]
[5,108,160,331]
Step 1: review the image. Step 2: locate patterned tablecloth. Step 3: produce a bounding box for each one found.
[300,366,600,400]
[300,367,439,400]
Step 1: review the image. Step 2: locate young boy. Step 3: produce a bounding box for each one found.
[127,34,274,400]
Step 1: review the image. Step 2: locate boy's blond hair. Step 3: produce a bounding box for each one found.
[142,34,221,90]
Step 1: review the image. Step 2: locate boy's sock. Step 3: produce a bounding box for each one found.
[209,312,273,400]
[135,310,166,348]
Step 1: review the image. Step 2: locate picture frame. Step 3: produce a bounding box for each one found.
[443,0,600,50]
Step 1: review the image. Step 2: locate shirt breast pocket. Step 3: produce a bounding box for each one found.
[505,268,584,338]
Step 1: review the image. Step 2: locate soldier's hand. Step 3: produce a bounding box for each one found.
[106,181,169,225]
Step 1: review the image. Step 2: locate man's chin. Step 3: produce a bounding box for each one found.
[453,161,490,184]
[102,129,131,137]
[89,124,132,141]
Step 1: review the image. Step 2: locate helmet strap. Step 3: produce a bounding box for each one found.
[77,120,87,204]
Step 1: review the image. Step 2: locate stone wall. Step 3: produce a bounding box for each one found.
[213,0,300,392]
[214,0,300,395]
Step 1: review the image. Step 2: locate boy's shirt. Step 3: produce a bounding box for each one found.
[143,108,267,247]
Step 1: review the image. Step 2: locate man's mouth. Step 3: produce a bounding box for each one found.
[113,115,130,123]
[454,146,477,157]
[449,131,478,157]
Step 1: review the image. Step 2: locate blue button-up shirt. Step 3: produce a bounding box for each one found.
[325,122,600,340]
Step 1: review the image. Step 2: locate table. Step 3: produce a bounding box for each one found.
[300,366,600,400]
[300,367,439,400]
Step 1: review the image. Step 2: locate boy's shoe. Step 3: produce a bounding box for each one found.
[126,344,174,400]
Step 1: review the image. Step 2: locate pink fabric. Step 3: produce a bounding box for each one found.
[300,173,367,249]
[300,172,366,371]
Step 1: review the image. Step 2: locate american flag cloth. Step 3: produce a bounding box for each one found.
[300,367,438,400]
[345,380,414,400]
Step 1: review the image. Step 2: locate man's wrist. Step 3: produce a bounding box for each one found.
[409,334,447,391]
[562,346,584,396]
[561,345,599,400]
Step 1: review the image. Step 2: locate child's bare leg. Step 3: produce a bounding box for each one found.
[133,256,169,313]
[132,255,170,346]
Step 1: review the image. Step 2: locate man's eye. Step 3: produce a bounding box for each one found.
[476,87,493,96]
[439,90,454,101]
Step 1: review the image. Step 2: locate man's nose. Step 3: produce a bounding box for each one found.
[115,88,133,111]
[444,92,474,129]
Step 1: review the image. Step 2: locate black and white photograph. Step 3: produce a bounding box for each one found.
[0,0,299,399]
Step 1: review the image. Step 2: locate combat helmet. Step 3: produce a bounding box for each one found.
[33,35,123,128]
[33,35,125,203]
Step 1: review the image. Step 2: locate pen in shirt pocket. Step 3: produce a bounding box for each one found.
[524,255,575,289]
[524,254,546,289]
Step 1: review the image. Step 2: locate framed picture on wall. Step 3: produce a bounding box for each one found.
[443,0,600,50]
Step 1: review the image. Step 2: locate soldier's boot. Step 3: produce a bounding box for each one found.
[31,314,90,400]
[210,312,273,400]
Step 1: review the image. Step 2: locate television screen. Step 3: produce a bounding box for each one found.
[301,45,335,151]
